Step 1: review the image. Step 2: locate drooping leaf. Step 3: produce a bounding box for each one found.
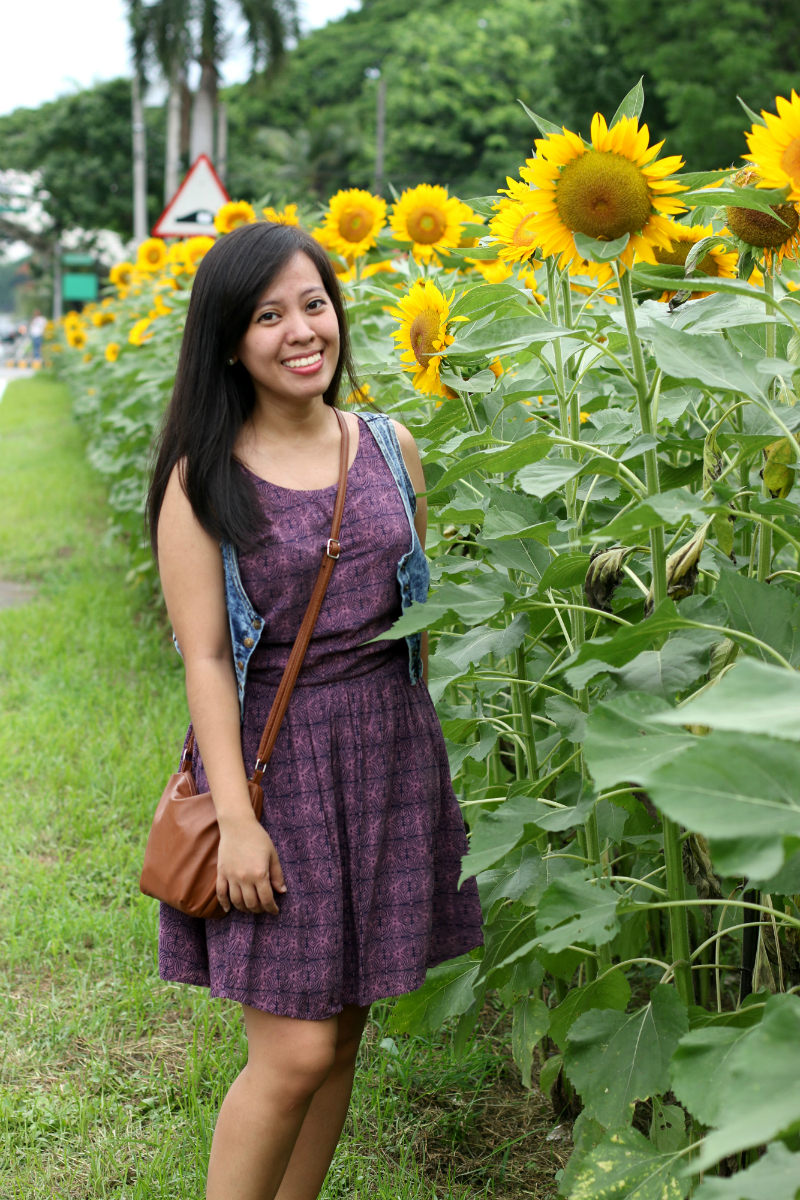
[545,695,588,743]
[583,693,697,789]
[516,456,585,498]
[684,994,800,1171]
[536,870,623,953]
[548,969,632,1048]
[658,658,800,740]
[445,722,498,775]
[593,489,708,542]
[477,906,538,984]
[436,612,530,671]
[569,1127,688,1200]
[604,637,713,699]
[556,1112,606,1200]
[539,552,593,593]
[562,600,695,686]
[564,985,688,1128]
[388,957,481,1034]
[692,1141,800,1200]
[459,794,547,882]
[371,572,510,640]
[512,996,550,1088]
[478,844,549,913]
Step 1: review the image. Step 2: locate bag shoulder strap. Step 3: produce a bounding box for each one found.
[183,407,350,784]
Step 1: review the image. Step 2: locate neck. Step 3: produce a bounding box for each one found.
[247,391,332,444]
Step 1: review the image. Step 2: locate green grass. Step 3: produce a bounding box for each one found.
[0,377,562,1199]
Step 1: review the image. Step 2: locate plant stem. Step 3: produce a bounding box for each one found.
[662,817,695,1005]
[618,269,668,607]
[757,265,775,580]
[515,645,538,780]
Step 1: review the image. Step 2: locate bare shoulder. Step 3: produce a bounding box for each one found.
[158,458,220,562]
[390,418,421,462]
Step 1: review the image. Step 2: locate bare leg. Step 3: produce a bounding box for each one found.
[275,1004,371,1200]
[206,1006,338,1200]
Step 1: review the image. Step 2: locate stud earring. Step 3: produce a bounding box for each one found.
[227,356,237,366]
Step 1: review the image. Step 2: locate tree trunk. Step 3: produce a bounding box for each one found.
[216,101,228,184]
[190,61,216,163]
[164,72,183,204]
[131,72,148,243]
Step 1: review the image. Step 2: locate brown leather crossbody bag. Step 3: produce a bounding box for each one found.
[139,409,350,920]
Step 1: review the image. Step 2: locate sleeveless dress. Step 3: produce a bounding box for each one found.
[158,421,484,1020]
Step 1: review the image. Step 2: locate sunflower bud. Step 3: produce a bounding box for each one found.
[762,438,796,499]
[726,167,800,254]
[584,545,633,613]
[644,525,708,616]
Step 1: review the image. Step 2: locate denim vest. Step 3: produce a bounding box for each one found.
[180,411,430,719]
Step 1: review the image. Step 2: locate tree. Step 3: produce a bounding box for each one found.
[0,80,165,239]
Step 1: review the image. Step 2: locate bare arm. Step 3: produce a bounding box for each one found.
[157,464,286,914]
[392,420,429,684]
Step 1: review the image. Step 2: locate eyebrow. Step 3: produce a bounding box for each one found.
[255,286,325,309]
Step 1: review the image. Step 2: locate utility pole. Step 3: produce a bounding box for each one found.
[164,73,182,204]
[53,245,62,321]
[365,68,387,196]
[131,72,148,243]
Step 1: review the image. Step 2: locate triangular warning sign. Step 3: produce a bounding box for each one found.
[152,155,230,238]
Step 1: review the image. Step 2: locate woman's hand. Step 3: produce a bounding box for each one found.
[216,813,287,915]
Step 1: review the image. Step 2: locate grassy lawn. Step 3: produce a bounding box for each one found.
[0,376,563,1199]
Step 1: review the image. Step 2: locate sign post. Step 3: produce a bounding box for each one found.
[152,155,230,238]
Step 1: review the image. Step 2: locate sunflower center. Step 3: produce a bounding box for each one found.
[409,309,442,366]
[406,205,448,245]
[556,150,653,240]
[338,205,375,243]
[654,239,720,277]
[781,137,800,182]
[726,202,799,249]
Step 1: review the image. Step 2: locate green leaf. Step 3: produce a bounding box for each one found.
[573,232,631,263]
[436,612,530,671]
[536,870,623,952]
[650,1097,687,1154]
[564,986,688,1128]
[658,658,800,740]
[459,794,546,882]
[445,723,497,775]
[539,1052,563,1097]
[426,653,467,703]
[477,907,539,984]
[715,571,800,667]
[683,994,800,1171]
[517,99,562,137]
[592,489,708,543]
[478,534,552,580]
[583,693,697,789]
[557,1112,607,1200]
[604,637,713,699]
[428,432,553,495]
[371,572,510,640]
[539,552,592,593]
[693,1141,800,1200]
[681,184,793,216]
[562,600,696,687]
[545,695,588,744]
[569,1127,688,1200]
[517,456,585,498]
[548,969,632,1048]
[611,78,645,125]
[482,489,553,542]
[388,957,481,1034]
[647,322,764,400]
[737,95,767,129]
[512,996,550,1088]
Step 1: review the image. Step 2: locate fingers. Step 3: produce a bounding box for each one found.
[270,850,287,895]
[255,876,279,916]
[216,877,231,914]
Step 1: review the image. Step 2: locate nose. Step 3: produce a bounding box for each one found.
[283,309,318,344]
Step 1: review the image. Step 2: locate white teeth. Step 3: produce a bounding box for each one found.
[284,351,322,368]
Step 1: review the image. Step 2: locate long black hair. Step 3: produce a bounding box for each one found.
[147,221,359,556]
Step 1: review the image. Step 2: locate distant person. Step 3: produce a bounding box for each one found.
[145,222,483,1200]
[29,310,47,361]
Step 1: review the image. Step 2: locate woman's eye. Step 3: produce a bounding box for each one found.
[258,311,278,323]
[307,298,325,311]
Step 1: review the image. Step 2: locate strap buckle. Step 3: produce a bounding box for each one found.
[326,538,341,560]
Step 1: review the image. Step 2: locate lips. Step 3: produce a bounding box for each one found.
[282,350,323,369]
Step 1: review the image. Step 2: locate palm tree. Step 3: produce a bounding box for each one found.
[131,0,300,202]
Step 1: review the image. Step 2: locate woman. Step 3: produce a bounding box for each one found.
[148,221,483,1200]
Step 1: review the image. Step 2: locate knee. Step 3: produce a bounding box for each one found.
[271,1037,338,1109]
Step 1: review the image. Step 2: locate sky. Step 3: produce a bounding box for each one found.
[0,0,360,117]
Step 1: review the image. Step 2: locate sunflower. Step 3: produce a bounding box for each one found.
[344,382,373,405]
[214,200,257,234]
[518,113,686,271]
[109,262,134,294]
[129,318,153,346]
[488,199,539,264]
[66,327,87,350]
[725,167,800,267]
[91,310,115,327]
[262,203,300,226]
[465,255,514,284]
[137,238,168,273]
[653,220,739,298]
[322,189,387,259]
[105,342,120,363]
[744,90,800,202]
[167,242,190,276]
[361,259,397,278]
[390,280,456,397]
[390,185,474,262]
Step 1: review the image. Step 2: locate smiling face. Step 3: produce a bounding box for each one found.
[236,251,341,406]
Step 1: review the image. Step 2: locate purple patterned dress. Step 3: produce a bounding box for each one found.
[158,421,484,1019]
